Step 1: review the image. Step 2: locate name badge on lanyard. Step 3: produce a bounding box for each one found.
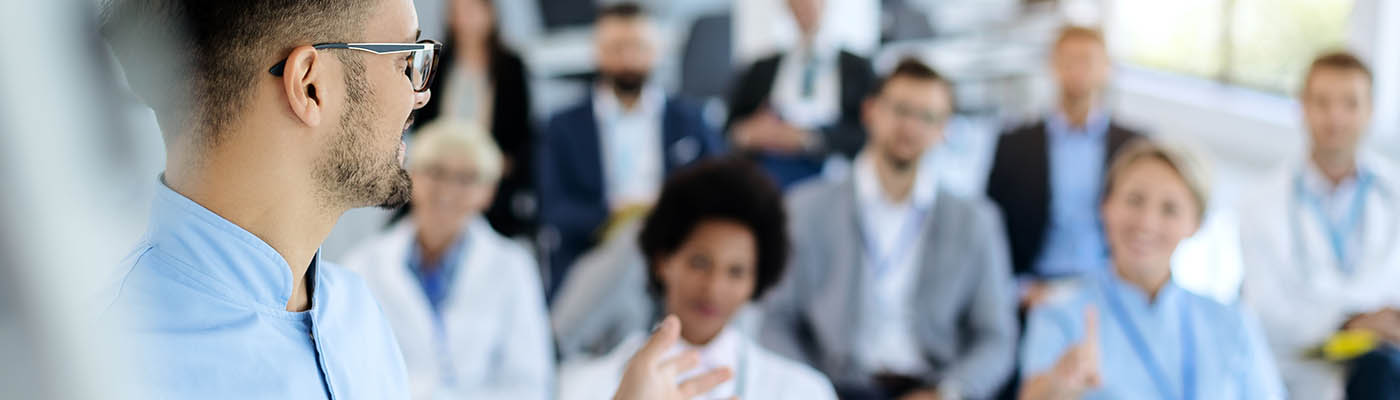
[859,206,930,282]
[1293,172,1373,275]
[1101,275,1196,400]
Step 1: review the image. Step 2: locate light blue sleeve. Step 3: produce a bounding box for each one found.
[1020,299,1082,380]
[1235,304,1288,400]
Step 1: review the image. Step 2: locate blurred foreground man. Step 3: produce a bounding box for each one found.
[100,0,729,398]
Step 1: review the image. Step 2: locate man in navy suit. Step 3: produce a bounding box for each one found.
[538,3,723,302]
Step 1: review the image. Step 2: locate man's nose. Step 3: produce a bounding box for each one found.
[413,89,432,110]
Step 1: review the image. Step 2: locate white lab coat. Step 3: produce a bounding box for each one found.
[341,218,554,400]
[557,329,838,400]
[1240,155,1400,400]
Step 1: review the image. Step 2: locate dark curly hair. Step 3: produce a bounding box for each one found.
[638,157,789,301]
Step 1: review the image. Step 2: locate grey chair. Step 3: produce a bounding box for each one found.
[679,12,733,101]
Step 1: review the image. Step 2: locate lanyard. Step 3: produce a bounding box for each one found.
[1295,173,1372,274]
[858,206,930,281]
[1100,275,1196,400]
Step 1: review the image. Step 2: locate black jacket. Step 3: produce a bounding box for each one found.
[985,119,1141,277]
[724,50,875,160]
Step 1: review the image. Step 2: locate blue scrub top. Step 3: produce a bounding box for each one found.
[1020,270,1285,400]
[106,182,410,399]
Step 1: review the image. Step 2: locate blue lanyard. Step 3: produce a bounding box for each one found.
[858,206,930,280]
[1295,172,1372,273]
[1101,276,1196,400]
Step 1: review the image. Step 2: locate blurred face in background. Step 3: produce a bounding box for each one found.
[862,76,953,172]
[1303,67,1372,158]
[409,155,497,239]
[1052,35,1111,103]
[786,0,825,39]
[1101,157,1200,276]
[655,220,758,344]
[595,15,657,97]
[450,0,495,42]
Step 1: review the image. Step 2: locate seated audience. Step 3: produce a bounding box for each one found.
[1241,51,1400,400]
[558,158,837,399]
[538,2,723,301]
[342,120,553,400]
[761,58,1018,400]
[1019,140,1285,400]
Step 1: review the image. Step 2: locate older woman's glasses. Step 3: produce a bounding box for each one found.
[269,40,442,93]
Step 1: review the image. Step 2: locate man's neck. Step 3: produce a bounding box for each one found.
[165,143,341,312]
[1059,94,1097,128]
[873,155,918,204]
[614,90,641,111]
[1311,149,1360,188]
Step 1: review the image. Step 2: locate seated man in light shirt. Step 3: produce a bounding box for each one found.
[1241,51,1400,400]
[762,58,1018,400]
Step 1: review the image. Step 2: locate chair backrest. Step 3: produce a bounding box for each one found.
[679,12,733,101]
[538,0,597,30]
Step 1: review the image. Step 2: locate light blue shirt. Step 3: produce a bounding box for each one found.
[1297,162,1373,275]
[1034,111,1111,278]
[106,181,410,399]
[1020,271,1285,400]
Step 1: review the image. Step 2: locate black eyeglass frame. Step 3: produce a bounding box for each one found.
[268,40,443,93]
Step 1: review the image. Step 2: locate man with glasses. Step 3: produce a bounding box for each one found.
[762,58,1018,400]
[100,0,729,398]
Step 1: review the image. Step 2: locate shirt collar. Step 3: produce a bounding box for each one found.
[1300,159,1371,199]
[1098,266,1182,311]
[677,327,742,372]
[1046,108,1111,140]
[593,84,666,122]
[853,152,937,211]
[145,177,318,310]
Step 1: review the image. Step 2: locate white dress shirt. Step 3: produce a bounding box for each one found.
[1298,162,1371,271]
[851,152,939,377]
[594,85,666,210]
[770,33,842,130]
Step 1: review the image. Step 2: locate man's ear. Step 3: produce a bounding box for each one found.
[281,45,324,128]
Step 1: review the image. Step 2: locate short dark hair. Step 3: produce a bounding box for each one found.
[102,0,375,145]
[1304,51,1373,94]
[1054,25,1106,50]
[872,57,951,99]
[638,158,789,301]
[598,2,648,21]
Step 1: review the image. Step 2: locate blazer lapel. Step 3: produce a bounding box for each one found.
[575,97,606,193]
[806,177,865,376]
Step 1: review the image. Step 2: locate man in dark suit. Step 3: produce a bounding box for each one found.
[725,0,875,189]
[538,3,723,302]
[985,26,1142,309]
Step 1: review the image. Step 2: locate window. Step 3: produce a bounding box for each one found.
[1110,0,1354,94]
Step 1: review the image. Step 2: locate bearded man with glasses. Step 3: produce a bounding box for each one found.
[100,0,729,398]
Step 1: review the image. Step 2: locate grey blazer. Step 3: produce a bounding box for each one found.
[759,174,1018,399]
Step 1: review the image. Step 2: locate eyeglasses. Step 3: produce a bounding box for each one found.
[880,98,950,127]
[269,40,442,93]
